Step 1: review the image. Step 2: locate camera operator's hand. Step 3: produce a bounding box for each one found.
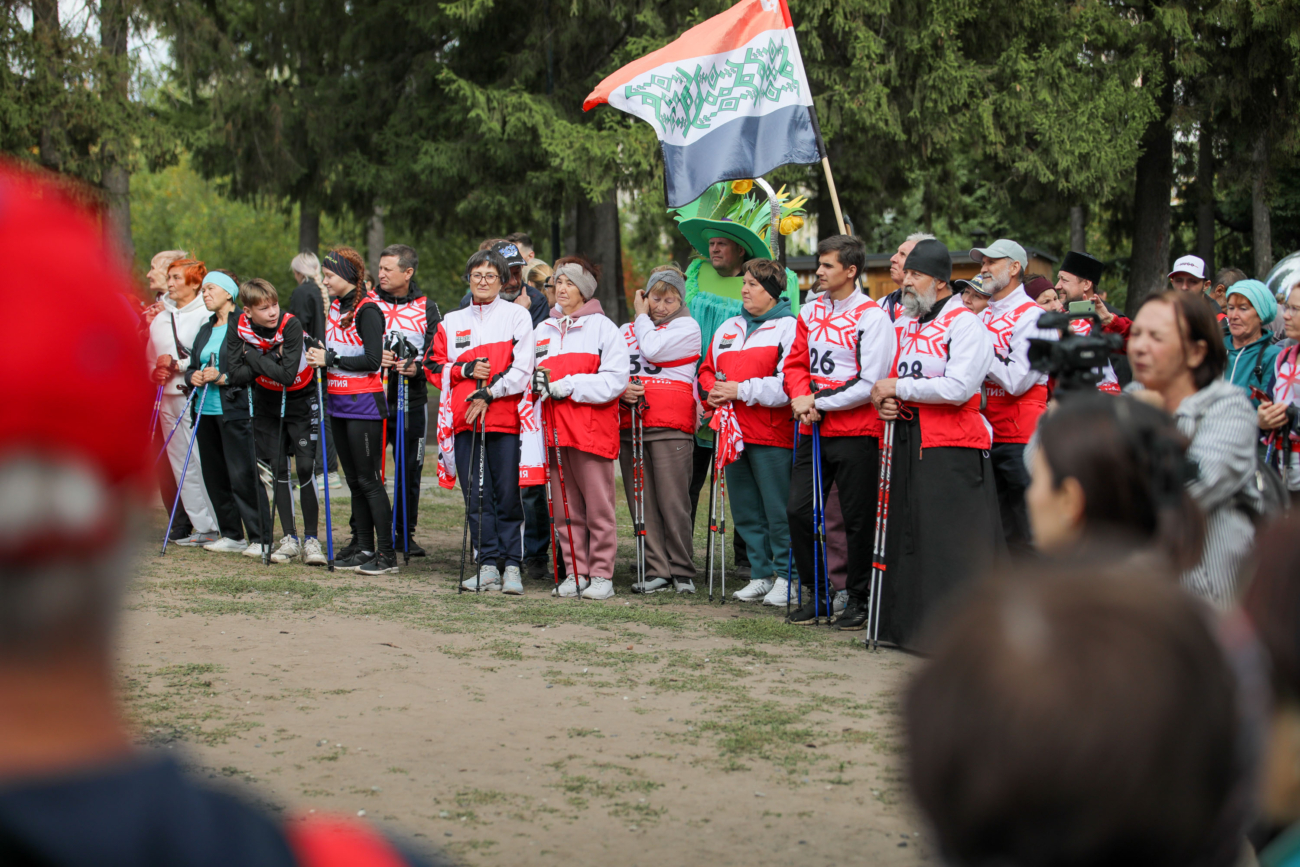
[1259,399,1289,431]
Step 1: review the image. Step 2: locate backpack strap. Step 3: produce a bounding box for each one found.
[286,818,409,867]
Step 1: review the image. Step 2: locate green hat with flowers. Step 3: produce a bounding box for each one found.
[673,180,809,261]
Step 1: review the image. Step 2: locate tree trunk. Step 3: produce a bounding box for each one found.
[367,202,386,278]
[1253,132,1273,279]
[1069,205,1087,253]
[298,202,321,254]
[1196,124,1215,276]
[33,0,63,172]
[99,0,132,264]
[575,186,627,322]
[1125,58,1174,317]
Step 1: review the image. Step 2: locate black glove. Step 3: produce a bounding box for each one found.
[468,387,493,404]
[531,368,551,397]
[461,358,486,379]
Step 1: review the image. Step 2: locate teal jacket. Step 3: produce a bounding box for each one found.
[1224,333,1279,407]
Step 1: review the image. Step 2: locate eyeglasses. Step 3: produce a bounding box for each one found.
[470,273,500,285]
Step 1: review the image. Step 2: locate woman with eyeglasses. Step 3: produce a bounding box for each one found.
[1258,282,1300,503]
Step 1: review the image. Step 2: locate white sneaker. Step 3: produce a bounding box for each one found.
[762,577,794,606]
[674,578,696,594]
[631,577,671,594]
[242,542,270,559]
[175,531,219,547]
[203,537,247,554]
[581,577,615,600]
[502,565,524,595]
[833,589,848,617]
[462,564,501,592]
[553,576,591,598]
[733,578,774,602]
[303,538,327,566]
[270,535,301,564]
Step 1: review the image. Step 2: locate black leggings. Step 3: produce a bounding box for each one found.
[195,414,269,544]
[331,416,392,555]
[254,404,320,540]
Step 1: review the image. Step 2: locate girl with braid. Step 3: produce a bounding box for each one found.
[305,247,397,574]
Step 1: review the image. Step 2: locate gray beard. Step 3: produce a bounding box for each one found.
[901,285,936,318]
[984,270,1010,295]
[499,287,522,302]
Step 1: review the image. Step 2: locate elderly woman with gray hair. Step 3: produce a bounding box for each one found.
[532,256,631,599]
[618,265,702,594]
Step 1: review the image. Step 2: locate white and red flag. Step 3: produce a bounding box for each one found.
[709,402,745,469]
[583,0,821,208]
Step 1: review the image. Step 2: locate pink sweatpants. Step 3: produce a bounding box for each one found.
[548,446,617,580]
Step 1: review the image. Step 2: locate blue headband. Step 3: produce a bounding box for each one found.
[202,271,239,301]
[322,251,359,286]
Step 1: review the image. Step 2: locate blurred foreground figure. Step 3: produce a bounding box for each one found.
[0,164,437,867]
[908,571,1249,867]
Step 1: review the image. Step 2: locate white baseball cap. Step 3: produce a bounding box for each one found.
[1168,255,1206,280]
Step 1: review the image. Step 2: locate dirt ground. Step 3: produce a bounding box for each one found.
[120,476,932,866]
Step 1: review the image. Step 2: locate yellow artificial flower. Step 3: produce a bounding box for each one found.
[779,215,804,235]
[730,179,754,195]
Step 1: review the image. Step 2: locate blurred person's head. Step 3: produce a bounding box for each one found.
[708,235,746,278]
[505,232,535,262]
[290,251,322,286]
[1242,517,1300,826]
[1212,267,1247,309]
[1028,394,1203,570]
[165,258,205,307]
[526,261,555,306]
[148,249,187,296]
[955,276,991,315]
[1130,291,1226,411]
[377,244,417,297]
[1056,251,1103,304]
[0,166,152,777]
[645,264,687,323]
[890,232,934,286]
[1224,279,1276,348]
[490,239,528,300]
[1170,255,1211,295]
[909,569,1239,867]
[1283,284,1300,344]
[1026,275,1063,313]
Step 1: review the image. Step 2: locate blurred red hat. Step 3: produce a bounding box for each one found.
[0,162,150,561]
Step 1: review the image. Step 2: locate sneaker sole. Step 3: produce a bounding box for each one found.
[835,619,868,632]
[304,559,328,566]
[360,566,399,575]
[501,586,525,596]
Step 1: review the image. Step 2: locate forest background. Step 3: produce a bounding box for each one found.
[2,0,1298,319]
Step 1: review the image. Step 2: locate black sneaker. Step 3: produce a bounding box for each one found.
[785,595,835,626]
[835,600,871,631]
[524,558,550,581]
[336,549,375,571]
[359,552,399,575]
[336,538,361,561]
[402,539,426,557]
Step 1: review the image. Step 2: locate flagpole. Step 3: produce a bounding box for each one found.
[808,106,847,235]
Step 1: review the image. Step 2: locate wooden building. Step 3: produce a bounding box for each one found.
[786,247,1059,300]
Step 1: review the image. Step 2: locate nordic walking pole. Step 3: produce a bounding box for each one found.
[541,405,564,595]
[148,384,164,439]
[161,383,209,555]
[811,422,825,624]
[786,425,799,616]
[400,374,410,564]
[315,361,334,572]
[380,369,388,485]
[705,453,718,602]
[390,371,403,553]
[545,395,583,601]
[631,394,646,593]
[153,386,200,466]
[267,385,287,566]
[867,420,895,651]
[718,445,728,605]
[474,380,487,594]
[457,408,478,595]
[249,386,270,566]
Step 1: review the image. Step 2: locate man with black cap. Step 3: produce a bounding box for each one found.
[1055,251,1125,392]
[869,238,1001,649]
[783,234,895,628]
[970,238,1050,553]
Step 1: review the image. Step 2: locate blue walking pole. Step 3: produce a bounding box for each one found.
[316,364,334,571]
[400,375,410,564]
[786,425,800,616]
[161,384,209,555]
[811,422,828,624]
[153,386,199,467]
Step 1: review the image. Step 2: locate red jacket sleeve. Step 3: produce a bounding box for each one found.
[783,317,812,399]
[697,340,718,405]
[1103,313,1131,354]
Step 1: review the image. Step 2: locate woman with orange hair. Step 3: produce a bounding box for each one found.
[305,247,396,575]
[146,257,219,547]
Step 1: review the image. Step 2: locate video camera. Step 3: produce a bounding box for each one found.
[1028,309,1124,393]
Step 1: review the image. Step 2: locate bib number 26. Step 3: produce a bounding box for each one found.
[809,348,836,375]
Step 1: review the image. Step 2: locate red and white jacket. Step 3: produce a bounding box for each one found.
[980,285,1050,444]
[326,295,383,395]
[894,293,995,450]
[618,313,701,435]
[783,289,894,438]
[534,299,630,460]
[1068,316,1121,393]
[427,296,534,435]
[699,312,797,448]
[237,311,312,392]
[1270,345,1300,490]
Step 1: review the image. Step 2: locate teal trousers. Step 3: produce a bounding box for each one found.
[724,444,797,582]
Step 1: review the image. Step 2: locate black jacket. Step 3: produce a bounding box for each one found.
[225,311,309,416]
[185,310,254,420]
[288,279,326,345]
